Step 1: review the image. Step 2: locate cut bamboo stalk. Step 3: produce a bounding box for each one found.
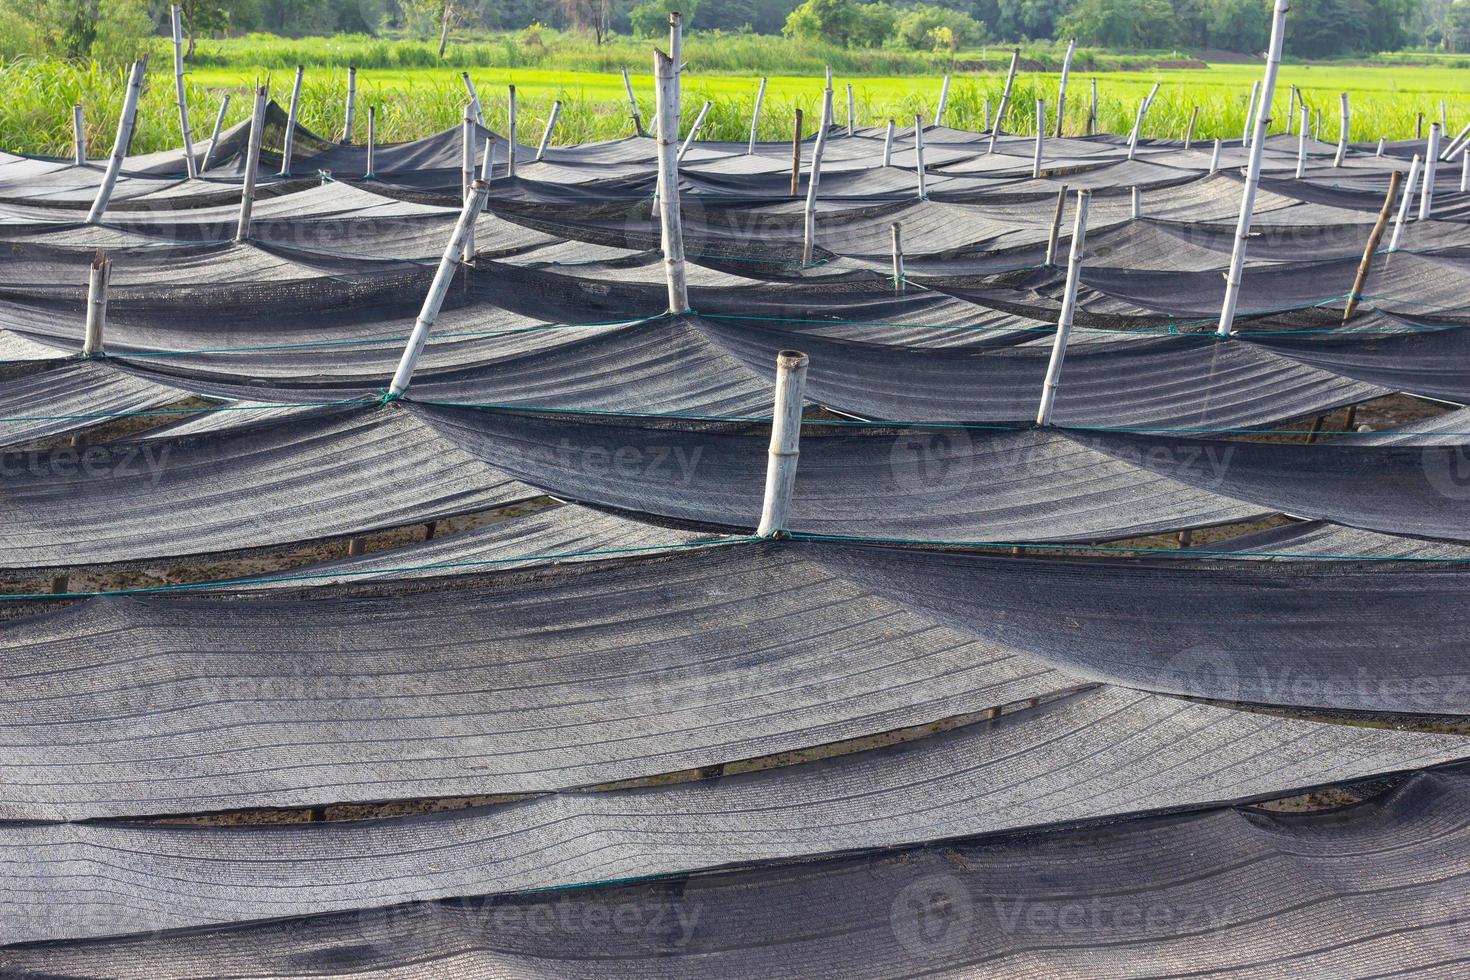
[1462,149,1468,192]
[1216,0,1289,337]
[1333,93,1349,167]
[347,537,367,557]
[1295,105,1309,178]
[747,77,766,154]
[1376,136,1385,158]
[1088,77,1097,136]
[72,104,86,165]
[622,66,643,136]
[461,105,475,199]
[387,178,491,397]
[655,25,689,312]
[847,83,855,136]
[1125,83,1159,160]
[461,72,483,126]
[1387,154,1422,254]
[343,66,357,143]
[1043,184,1068,268]
[1342,169,1403,325]
[1242,79,1260,145]
[913,113,927,200]
[802,87,834,265]
[1131,186,1141,219]
[506,85,518,177]
[234,85,268,243]
[278,65,304,176]
[755,350,810,538]
[1314,108,1321,141]
[1438,121,1470,161]
[50,575,68,595]
[790,108,803,195]
[170,6,197,179]
[1209,138,1222,174]
[1418,112,1424,139]
[983,98,991,131]
[1184,105,1200,149]
[935,74,950,127]
[882,118,894,166]
[1036,188,1091,425]
[1032,99,1045,178]
[988,49,1019,154]
[365,106,376,178]
[1285,84,1297,135]
[200,94,229,172]
[1420,123,1442,219]
[82,251,110,356]
[481,138,494,182]
[536,100,562,161]
[678,99,711,162]
[891,222,904,293]
[1055,38,1076,137]
[85,59,145,225]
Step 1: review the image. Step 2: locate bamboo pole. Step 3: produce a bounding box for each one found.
[747,77,766,154]
[1088,78,1097,136]
[1420,123,1442,219]
[536,100,562,161]
[1285,84,1297,135]
[438,1,453,57]
[790,108,803,195]
[622,66,644,136]
[365,106,376,178]
[72,104,86,165]
[234,85,268,243]
[1295,105,1309,178]
[1216,0,1289,337]
[802,86,834,266]
[278,65,304,176]
[882,118,894,166]
[386,178,492,398]
[1242,80,1260,146]
[1376,137,1385,158]
[343,66,357,143]
[913,113,927,200]
[481,138,494,182]
[755,350,810,539]
[200,94,229,172]
[678,99,711,162]
[1333,93,1349,167]
[461,105,475,200]
[1184,105,1200,149]
[1125,82,1159,160]
[655,20,688,313]
[1418,112,1424,139]
[1209,138,1222,174]
[461,72,484,126]
[1032,99,1045,178]
[1036,189,1091,425]
[1462,148,1468,192]
[1438,121,1470,161]
[85,59,145,225]
[1131,185,1141,219]
[1342,169,1403,325]
[506,85,518,177]
[1055,38,1076,137]
[935,75,950,127]
[988,49,1019,154]
[1043,184,1068,268]
[82,251,110,356]
[983,98,991,131]
[1314,108,1321,141]
[847,83,856,136]
[1387,154,1421,254]
[891,222,904,293]
[170,6,197,179]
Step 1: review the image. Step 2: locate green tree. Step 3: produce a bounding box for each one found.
[1057,0,1173,48]
[1447,0,1470,50]
[629,0,699,37]
[894,4,985,49]
[782,0,859,45]
[0,0,151,61]
[851,1,896,47]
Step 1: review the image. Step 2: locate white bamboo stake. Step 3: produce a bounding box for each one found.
[278,65,304,177]
[1126,82,1159,160]
[1295,105,1309,178]
[1032,99,1045,178]
[1242,79,1260,145]
[935,74,951,127]
[1216,0,1289,337]
[506,84,518,177]
[1438,121,1470,161]
[1088,77,1097,135]
[913,112,927,200]
[170,6,197,179]
[988,49,1019,154]
[343,66,357,143]
[1055,38,1076,137]
[655,24,688,312]
[386,179,492,398]
[1314,108,1321,141]
[1376,137,1386,158]
[983,98,991,131]
[72,104,86,165]
[802,86,834,265]
[1285,84,1297,135]
[891,222,904,293]
[747,77,766,154]
[200,94,229,172]
[85,59,145,225]
[461,106,475,199]
[1184,105,1200,149]
[82,251,110,356]
[755,350,810,538]
[1131,185,1141,219]
[1036,189,1091,426]
[882,118,895,166]
[1333,93,1350,167]
[847,83,856,136]
[1421,123,1442,219]
[481,138,494,182]
[1387,154,1421,254]
[234,85,268,243]
[678,99,711,162]
[1044,184,1067,268]
[461,72,484,126]
[1462,148,1468,193]
[365,106,376,178]
[1209,138,1222,174]
[1441,99,1448,129]
[536,100,562,161]
[622,66,643,135]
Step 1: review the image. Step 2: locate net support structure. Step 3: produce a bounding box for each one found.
[1055,38,1076,137]
[935,75,950,127]
[1242,80,1261,146]
[343,67,357,143]
[1342,169,1403,325]
[461,73,484,126]
[279,65,304,176]
[169,5,197,179]
[1044,184,1068,268]
[1184,105,1200,149]
[85,58,145,225]
[1032,99,1046,178]
[802,85,834,266]
[536,100,562,161]
[386,179,492,399]
[882,119,894,166]
[913,112,927,199]
[1333,93,1350,167]
[365,106,376,178]
[1295,105,1309,178]
[234,85,268,243]
[1209,138,1222,174]
[1036,189,1091,426]
[1420,123,1442,219]
[460,105,477,261]
[1125,83,1159,161]
[71,104,85,165]
[755,350,810,539]
[678,100,711,162]
[1439,121,1470,161]
[654,19,689,313]
[1215,0,1289,337]
[82,251,110,357]
[1387,154,1422,254]
[507,85,518,177]
[622,67,644,136]
[747,77,767,154]
[847,84,856,136]
[891,222,904,293]
[988,49,1019,154]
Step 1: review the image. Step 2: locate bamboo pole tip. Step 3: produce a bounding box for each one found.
[775,350,809,371]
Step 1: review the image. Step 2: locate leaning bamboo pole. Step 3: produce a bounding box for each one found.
[85,59,145,225]
[1342,170,1404,325]
[169,6,197,179]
